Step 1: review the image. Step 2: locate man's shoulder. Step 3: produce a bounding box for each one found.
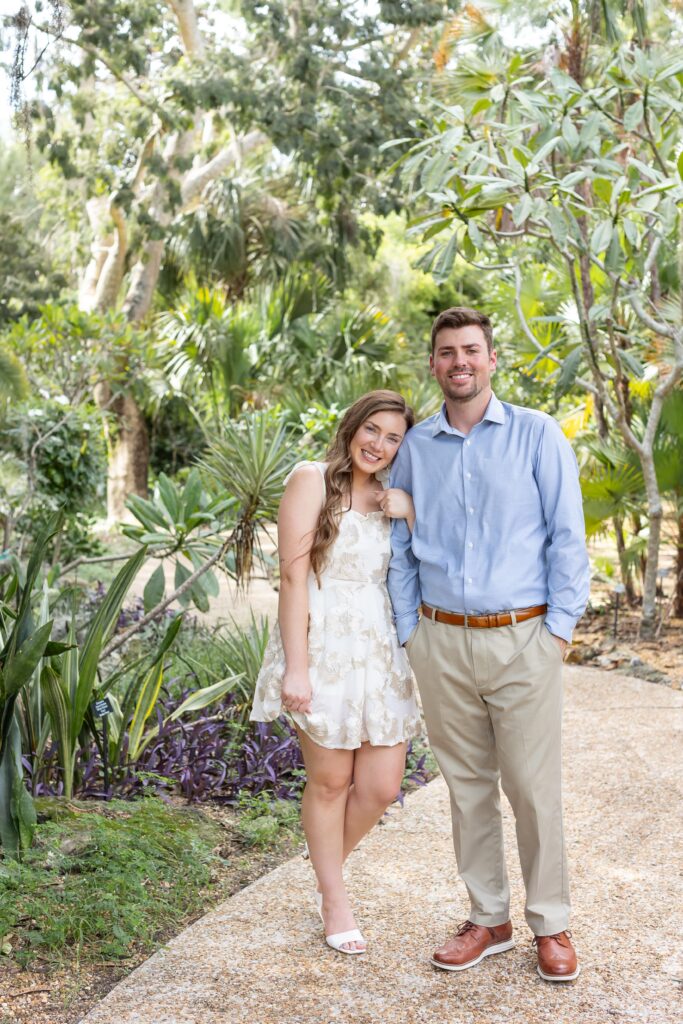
[405,412,440,442]
[501,401,561,434]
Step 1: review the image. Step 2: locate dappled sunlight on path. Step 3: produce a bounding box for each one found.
[80,668,682,1024]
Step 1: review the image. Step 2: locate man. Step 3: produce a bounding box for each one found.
[388,307,590,982]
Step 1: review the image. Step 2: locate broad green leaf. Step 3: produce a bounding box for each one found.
[0,717,34,857]
[467,220,484,249]
[623,100,643,132]
[636,192,660,212]
[41,665,74,799]
[432,231,459,284]
[617,349,645,379]
[421,151,452,192]
[153,614,183,660]
[555,347,583,398]
[561,115,580,150]
[143,563,166,614]
[591,219,613,254]
[156,474,181,523]
[127,660,164,762]
[512,194,533,227]
[73,548,147,745]
[174,559,193,608]
[2,622,53,699]
[181,470,203,519]
[532,136,561,165]
[167,673,244,721]
[678,150,683,182]
[622,218,639,246]
[125,494,168,531]
[546,206,568,246]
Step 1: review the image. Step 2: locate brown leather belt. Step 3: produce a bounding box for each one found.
[421,603,547,629]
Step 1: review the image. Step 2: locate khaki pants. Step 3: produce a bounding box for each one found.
[407,612,569,936]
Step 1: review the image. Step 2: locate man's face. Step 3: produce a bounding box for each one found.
[430,325,497,404]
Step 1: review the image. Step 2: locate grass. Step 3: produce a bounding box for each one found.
[0,794,298,970]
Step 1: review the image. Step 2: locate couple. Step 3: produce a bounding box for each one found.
[251,306,590,981]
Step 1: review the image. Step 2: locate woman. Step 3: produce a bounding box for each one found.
[251,390,420,955]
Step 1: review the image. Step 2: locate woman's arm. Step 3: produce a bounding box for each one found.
[378,488,415,533]
[277,466,324,714]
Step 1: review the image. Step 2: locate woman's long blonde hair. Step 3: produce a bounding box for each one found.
[309,390,414,581]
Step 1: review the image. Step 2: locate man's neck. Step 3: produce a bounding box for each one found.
[443,387,493,435]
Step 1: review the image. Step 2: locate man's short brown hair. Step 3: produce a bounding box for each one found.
[431,307,494,355]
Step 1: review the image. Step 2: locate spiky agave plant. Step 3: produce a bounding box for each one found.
[199,410,297,586]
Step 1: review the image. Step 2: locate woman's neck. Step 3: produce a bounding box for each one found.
[351,466,375,493]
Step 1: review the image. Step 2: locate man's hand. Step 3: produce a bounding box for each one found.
[550,634,568,658]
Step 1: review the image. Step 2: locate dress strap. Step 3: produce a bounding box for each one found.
[284,460,327,501]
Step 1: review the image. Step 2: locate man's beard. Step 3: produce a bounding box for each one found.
[444,378,484,403]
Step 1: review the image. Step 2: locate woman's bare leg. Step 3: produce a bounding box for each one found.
[342,741,407,859]
[296,728,364,950]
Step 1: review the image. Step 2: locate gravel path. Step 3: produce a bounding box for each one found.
[80,667,683,1024]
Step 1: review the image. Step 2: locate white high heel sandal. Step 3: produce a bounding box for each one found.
[314,890,366,955]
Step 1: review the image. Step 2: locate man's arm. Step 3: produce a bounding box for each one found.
[388,441,422,645]
[535,419,590,643]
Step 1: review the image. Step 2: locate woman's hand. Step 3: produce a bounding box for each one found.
[281,670,313,715]
[378,488,415,532]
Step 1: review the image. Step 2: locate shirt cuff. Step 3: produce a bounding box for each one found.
[544,609,578,644]
[395,611,419,646]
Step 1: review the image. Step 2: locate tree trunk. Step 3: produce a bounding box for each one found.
[96,385,150,523]
[638,453,664,638]
[614,515,637,606]
[675,505,683,619]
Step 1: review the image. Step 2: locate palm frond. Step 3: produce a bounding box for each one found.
[198,411,297,584]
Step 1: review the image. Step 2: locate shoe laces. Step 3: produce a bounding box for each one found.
[532,929,573,948]
[455,920,480,937]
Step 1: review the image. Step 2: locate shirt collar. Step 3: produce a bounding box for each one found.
[431,392,506,437]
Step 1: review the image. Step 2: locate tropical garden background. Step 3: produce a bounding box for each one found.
[0,0,681,1018]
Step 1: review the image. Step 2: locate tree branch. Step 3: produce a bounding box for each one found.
[101,530,236,658]
[33,22,177,128]
[180,130,267,206]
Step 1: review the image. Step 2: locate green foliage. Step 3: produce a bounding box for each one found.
[123,468,234,613]
[166,615,270,733]
[199,410,297,582]
[2,401,106,559]
[0,512,63,857]
[233,791,302,848]
[0,798,224,965]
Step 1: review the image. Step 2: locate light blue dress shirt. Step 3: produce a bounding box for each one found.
[388,393,590,645]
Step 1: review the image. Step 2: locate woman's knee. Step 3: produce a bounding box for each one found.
[307,770,352,802]
[355,774,403,809]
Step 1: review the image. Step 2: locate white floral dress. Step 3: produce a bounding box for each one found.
[250,461,420,749]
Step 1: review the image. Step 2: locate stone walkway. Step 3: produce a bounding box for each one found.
[81,668,682,1024]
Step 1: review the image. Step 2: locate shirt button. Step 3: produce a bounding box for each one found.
[467,577,473,584]
[466,471,472,479]
[468,542,473,549]
[469,507,475,514]
[465,440,471,446]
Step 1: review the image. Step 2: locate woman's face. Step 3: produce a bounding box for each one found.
[349,410,408,476]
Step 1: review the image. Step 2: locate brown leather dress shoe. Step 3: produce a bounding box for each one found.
[431,920,514,971]
[534,931,580,981]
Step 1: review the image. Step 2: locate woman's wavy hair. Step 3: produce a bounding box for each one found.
[309,390,414,582]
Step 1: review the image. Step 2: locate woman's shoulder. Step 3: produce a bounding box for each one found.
[284,460,327,485]
[283,461,327,502]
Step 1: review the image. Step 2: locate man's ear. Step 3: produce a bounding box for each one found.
[429,353,435,377]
